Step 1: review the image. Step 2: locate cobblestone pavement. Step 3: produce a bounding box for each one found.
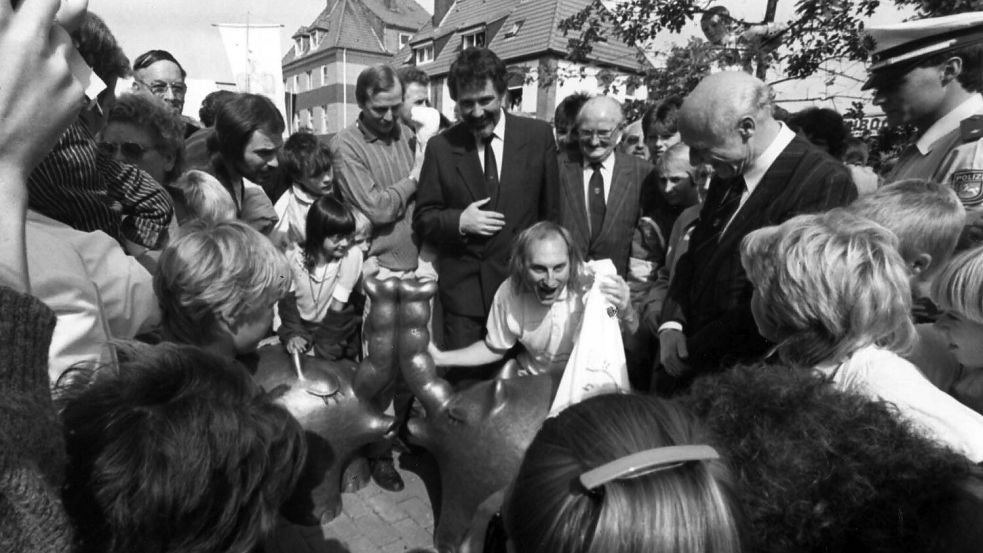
[265,451,440,553]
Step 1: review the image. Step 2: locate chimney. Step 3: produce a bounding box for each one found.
[433,0,453,28]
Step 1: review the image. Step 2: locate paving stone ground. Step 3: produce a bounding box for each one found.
[265,451,440,553]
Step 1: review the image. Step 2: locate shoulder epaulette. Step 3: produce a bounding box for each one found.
[959,114,983,142]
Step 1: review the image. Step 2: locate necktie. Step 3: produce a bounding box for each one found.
[588,162,605,241]
[709,175,747,235]
[483,135,498,195]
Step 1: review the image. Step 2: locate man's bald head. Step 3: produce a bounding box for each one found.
[678,71,778,179]
[577,96,625,163]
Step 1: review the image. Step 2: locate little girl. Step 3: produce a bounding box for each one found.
[278,195,363,361]
[740,209,983,462]
[932,244,983,414]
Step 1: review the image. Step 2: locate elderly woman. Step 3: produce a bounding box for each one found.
[100,91,185,187]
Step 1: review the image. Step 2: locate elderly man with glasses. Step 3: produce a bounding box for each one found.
[132,49,201,138]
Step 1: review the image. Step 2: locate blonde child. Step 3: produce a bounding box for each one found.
[740,209,983,462]
[155,220,290,358]
[931,245,983,414]
[846,178,966,322]
[278,195,364,361]
[168,169,237,227]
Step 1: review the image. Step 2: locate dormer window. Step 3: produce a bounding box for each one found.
[462,30,485,50]
[504,20,524,38]
[399,32,412,48]
[294,37,303,55]
[414,43,434,64]
[311,30,319,48]
[301,35,311,52]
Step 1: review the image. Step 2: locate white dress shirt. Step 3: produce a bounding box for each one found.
[475,109,506,182]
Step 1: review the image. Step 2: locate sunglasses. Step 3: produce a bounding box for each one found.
[97,141,152,159]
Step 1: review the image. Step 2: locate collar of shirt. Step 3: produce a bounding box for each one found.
[290,183,320,206]
[475,109,507,180]
[581,152,616,204]
[356,114,405,144]
[741,122,796,194]
[915,94,983,154]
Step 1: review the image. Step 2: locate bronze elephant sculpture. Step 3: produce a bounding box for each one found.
[392,279,559,552]
[250,276,409,525]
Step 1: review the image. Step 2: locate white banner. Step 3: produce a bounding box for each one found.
[215,23,287,125]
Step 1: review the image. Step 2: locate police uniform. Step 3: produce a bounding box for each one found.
[865,13,983,239]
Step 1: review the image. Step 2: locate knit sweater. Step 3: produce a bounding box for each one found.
[0,286,72,552]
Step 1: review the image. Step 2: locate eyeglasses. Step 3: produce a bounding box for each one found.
[136,79,187,97]
[97,141,152,159]
[578,128,620,141]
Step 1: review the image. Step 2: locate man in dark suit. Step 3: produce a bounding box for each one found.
[657,71,857,389]
[558,95,659,277]
[413,48,559,352]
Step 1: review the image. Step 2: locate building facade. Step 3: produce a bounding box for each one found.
[282,0,429,135]
[395,0,653,123]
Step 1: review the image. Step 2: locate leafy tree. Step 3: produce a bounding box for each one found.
[560,0,976,83]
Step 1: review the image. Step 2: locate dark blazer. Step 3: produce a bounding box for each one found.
[662,134,857,373]
[558,150,659,276]
[413,113,560,318]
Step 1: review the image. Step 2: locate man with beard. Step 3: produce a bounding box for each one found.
[414,47,560,353]
[192,93,282,235]
[429,222,630,377]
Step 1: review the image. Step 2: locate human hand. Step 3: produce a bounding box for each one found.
[0,0,87,185]
[286,336,310,354]
[410,147,425,182]
[427,341,443,365]
[598,274,630,312]
[659,329,690,376]
[459,198,505,236]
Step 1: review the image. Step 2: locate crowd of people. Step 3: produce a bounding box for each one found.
[3,1,983,552]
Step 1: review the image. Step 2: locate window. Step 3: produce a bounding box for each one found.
[294,38,303,56]
[301,35,311,52]
[508,86,523,112]
[307,70,314,89]
[305,109,314,130]
[322,65,329,85]
[322,105,329,134]
[311,30,319,49]
[293,74,300,93]
[504,20,524,38]
[414,43,434,64]
[462,31,485,50]
[399,32,412,48]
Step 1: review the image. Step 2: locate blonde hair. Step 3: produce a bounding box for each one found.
[506,393,742,553]
[931,245,983,324]
[169,170,236,225]
[740,209,915,368]
[847,179,965,280]
[155,220,289,346]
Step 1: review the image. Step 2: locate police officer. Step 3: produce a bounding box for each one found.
[865,12,983,246]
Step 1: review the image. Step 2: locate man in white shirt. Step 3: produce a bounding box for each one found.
[865,12,983,246]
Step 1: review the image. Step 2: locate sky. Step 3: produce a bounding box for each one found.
[90,0,436,82]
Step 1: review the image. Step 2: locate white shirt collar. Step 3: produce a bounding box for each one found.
[742,122,796,192]
[476,109,507,143]
[915,94,983,154]
[581,151,615,171]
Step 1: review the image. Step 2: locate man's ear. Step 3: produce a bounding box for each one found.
[909,252,934,278]
[941,56,963,86]
[737,116,756,141]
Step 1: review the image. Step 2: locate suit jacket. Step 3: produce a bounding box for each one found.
[413,113,560,318]
[662,134,857,373]
[558,151,659,276]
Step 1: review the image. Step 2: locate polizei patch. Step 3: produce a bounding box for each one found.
[951,170,983,206]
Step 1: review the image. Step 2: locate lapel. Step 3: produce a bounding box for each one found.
[451,126,487,202]
[598,153,634,239]
[495,113,529,211]
[717,136,805,252]
[560,150,591,243]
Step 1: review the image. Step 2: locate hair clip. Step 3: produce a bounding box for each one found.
[579,445,720,491]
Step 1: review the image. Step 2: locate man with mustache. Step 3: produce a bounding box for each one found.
[414,47,559,360]
[865,13,983,247]
[429,222,631,378]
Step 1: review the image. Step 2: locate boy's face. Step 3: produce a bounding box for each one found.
[297,169,333,197]
[229,302,276,354]
[935,311,983,368]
